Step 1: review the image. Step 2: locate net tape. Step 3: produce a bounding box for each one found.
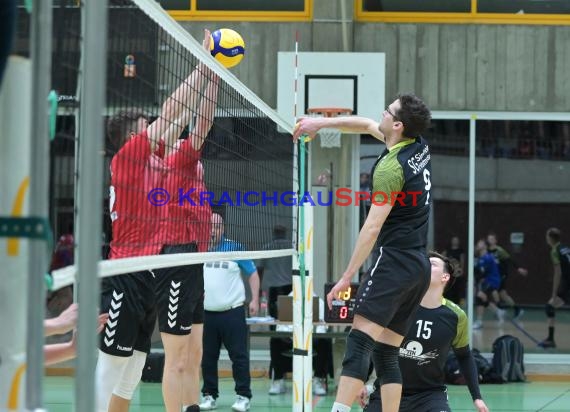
[51,248,295,291]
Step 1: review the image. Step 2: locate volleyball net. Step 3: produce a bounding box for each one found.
[47,0,299,289]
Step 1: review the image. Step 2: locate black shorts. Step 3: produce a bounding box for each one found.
[355,247,430,336]
[480,280,499,295]
[155,243,204,335]
[100,271,157,357]
[366,389,450,412]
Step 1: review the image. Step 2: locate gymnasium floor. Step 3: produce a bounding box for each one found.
[44,376,570,411]
[44,308,570,411]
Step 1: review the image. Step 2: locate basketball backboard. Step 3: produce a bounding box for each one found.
[277,52,385,125]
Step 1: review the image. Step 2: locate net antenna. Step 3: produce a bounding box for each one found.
[307,107,353,148]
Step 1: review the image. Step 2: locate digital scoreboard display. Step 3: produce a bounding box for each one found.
[324,282,359,323]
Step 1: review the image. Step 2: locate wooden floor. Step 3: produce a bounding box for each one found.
[44,376,570,411]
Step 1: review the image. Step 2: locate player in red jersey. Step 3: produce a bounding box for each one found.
[96,30,214,412]
[153,67,219,412]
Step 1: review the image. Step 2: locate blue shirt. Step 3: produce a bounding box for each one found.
[210,235,257,276]
[476,253,501,289]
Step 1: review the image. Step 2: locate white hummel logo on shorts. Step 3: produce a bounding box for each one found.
[168,281,181,328]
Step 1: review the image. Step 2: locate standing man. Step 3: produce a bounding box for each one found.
[97,30,213,412]
[539,227,570,348]
[486,232,528,320]
[199,213,260,412]
[473,239,505,329]
[360,252,489,412]
[294,93,433,412]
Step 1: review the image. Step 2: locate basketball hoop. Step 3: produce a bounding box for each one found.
[307,108,353,148]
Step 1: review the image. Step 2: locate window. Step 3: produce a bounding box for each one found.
[356,0,570,24]
[158,0,311,21]
[196,0,305,12]
[362,0,470,13]
[478,0,570,14]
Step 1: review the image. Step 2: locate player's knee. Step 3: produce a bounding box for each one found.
[96,350,130,410]
[545,303,556,318]
[476,297,489,308]
[341,329,375,382]
[113,350,146,400]
[373,342,402,386]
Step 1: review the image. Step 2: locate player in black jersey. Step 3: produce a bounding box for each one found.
[294,94,432,412]
[361,252,489,412]
[539,227,570,348]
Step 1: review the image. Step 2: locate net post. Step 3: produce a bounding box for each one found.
[75,0,108,411]
[26,0,53,408]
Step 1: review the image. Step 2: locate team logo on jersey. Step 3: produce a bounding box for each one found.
[407,145,430,175]
[399,340,438,365]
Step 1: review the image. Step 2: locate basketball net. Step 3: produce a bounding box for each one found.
[307,108,352,148]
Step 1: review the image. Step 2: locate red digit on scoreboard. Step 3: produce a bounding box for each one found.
[340,306,348,319]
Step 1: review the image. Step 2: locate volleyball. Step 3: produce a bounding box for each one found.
[210,28,245,68]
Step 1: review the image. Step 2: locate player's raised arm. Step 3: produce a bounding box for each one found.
[190,72,220,151]
[293,116,385,143]
[149,29,212,152]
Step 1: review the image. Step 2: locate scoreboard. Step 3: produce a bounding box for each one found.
[324,282,359,323]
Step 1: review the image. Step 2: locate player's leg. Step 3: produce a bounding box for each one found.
[156,244,199,412]
[332,316,384,411]
[373,329,405,412]
[539,294,565,348]
[488,289,505,322]
[96,273,150,412]
[183,271,205,411]
[333,248,430,412]
[107,350,147,412]
[182,323,202,412]
[110,274,157,412]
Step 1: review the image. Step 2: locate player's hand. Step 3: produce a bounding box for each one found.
[202,29,211,51]
[249,300,259,317]
[357,385,370,408]
[517,267,528,276]
[97,313,109,334]
[473,399,489,412]
[326,277,352,310]
[293,118,322,142]
[49,303,79,336]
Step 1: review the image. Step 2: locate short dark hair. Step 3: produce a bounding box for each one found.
[395,93,431,138]
[547,227,561,243]
[429,251,460,292]
[107,109,148,150]
[273,224,287,239]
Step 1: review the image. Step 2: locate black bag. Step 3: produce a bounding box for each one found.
[445,348,499,385]
[141,352,164,383]
[492,335,526,382]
